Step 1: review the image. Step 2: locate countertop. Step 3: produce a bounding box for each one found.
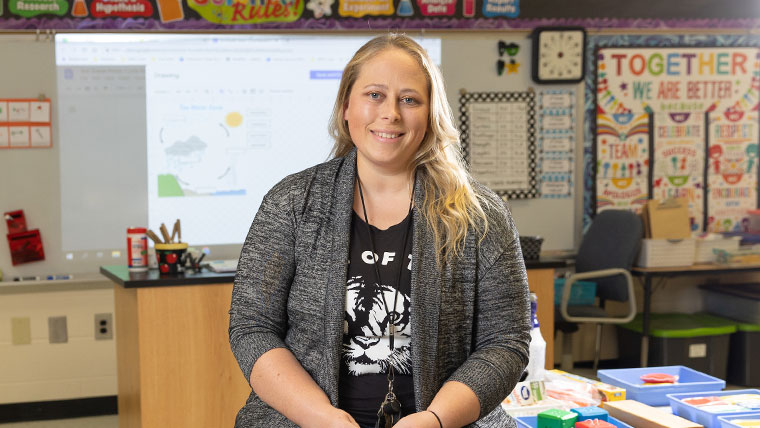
[101,257,571,289]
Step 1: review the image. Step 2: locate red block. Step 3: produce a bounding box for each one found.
[576,420,615,428]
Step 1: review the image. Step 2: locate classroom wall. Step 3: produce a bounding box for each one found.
[0,282,116,403]
[2,29,757,405]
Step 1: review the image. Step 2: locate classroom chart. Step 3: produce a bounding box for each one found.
[460,90,539,200]
[537,89,575,199]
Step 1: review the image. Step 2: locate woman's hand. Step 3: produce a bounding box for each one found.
[392,411,441,428]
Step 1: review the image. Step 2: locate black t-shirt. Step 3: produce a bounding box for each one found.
[339,210,415,427]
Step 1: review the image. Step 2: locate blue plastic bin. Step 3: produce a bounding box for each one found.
[516,415,633,428]
[667,389,760,428]
[718,413,760,428]
[597,365,725,406]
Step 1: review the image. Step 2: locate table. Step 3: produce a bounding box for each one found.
[631,262,760,367]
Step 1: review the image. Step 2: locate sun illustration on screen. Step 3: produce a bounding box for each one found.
[225,112,243,128]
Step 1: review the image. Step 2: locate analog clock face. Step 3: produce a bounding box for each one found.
[537,30,584,81]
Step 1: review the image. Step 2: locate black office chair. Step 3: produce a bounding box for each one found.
[556,209,643,371]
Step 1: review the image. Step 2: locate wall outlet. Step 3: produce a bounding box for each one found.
[11,317,31,345]
[48,316,68,344]
[94,313,113,340]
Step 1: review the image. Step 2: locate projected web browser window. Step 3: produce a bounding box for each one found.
[55,34,441,258]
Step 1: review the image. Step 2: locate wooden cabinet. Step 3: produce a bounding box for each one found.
[103,266,250,428]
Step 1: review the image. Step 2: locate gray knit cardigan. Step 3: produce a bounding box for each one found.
[229,148,531,427]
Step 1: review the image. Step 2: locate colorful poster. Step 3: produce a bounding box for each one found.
[706,110,759,233]
[9,0,68,17]
[187,0,304,24]
[0,98,53,149]
[651,112,706,232]
[90,0,154,18]
[538,89,574,199]
[415,0,456,16]
[596,112,650,212]
[338,0,393,17]
[481,0,518,17]
[2,0,757,29]
[597,47,759,114]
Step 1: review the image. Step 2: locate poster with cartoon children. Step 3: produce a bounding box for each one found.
[706,110,759,233]
[652,112,705,232]
[595,112,650,212]
[596,46,760,231]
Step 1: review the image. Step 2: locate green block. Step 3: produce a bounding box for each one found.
[537,408,578,428]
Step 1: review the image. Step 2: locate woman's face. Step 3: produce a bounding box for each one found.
[344,48,430,174]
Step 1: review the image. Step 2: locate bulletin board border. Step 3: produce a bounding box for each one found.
[1,17,759,31]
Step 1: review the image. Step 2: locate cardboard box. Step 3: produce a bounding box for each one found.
[642,198,691,240]
[602,400,703,428]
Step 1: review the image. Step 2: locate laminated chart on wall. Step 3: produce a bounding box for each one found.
[595,112,650,212]
[538,89,574,199]
[595,46,760,225]
[651,112,706,233]
[707,109,759,233]
[459,90,537,199]
[0,98,52,149]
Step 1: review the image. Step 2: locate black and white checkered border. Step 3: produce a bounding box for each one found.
[459,91,538,199]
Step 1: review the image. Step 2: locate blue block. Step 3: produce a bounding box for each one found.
[571,406,608,422]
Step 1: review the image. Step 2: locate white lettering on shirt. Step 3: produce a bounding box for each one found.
[381,252,395,265]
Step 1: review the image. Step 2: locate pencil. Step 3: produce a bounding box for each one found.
[177,219,182,243]
[159,223,171,243]
[146,229,163,244]
[171,220,179,243]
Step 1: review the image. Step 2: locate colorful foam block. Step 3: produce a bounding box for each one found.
[571,406,609,422]
[537,408,578,428]
[575,420,616,428]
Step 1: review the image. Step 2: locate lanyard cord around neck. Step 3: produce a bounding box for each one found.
[356,171,415,381]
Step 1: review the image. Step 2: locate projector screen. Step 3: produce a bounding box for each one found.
[55,34,441,262]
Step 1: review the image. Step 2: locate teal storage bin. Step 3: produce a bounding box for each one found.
[554,278,596,306]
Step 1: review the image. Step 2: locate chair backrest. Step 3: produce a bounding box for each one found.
[575,209,643,302]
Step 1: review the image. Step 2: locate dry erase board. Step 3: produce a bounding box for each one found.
[0,32,581,280]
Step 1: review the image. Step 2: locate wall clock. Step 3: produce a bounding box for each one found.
[531,27,586,84]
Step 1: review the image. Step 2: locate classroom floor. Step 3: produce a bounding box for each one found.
[0,367,748,427]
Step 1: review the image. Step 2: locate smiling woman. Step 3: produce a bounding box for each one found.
[229,33,532,428]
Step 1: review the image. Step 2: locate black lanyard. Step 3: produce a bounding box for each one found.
[355,173,414,356]
[356,172,415,428]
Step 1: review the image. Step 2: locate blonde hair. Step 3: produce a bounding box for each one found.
[329,34,490,264]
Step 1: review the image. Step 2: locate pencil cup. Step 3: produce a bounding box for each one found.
[155,243,188,275]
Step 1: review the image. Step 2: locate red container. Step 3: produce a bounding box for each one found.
[127,227,148,272]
